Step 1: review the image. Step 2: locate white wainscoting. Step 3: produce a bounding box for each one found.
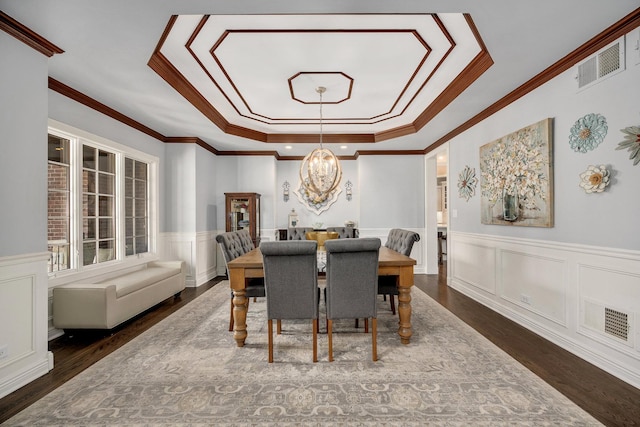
[160,231,222,287]
[449,231,640,388]
[195,231,221,286]
[0,252,52,399]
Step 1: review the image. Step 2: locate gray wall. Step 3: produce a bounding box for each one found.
[448,38,639,250]
[49,91,168,230]
[0,31,48,257]
[360,156,425,229]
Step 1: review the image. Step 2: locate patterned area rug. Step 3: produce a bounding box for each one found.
[5,282,601,426]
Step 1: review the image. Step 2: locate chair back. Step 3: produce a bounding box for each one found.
[260,241,319,320]
[215,229,255,274]
[288,227,313,240]
[384,228,420,256]
[324,238,381,320]
[326,226,356,238]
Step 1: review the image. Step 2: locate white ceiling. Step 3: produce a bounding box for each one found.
[2,0,638,157]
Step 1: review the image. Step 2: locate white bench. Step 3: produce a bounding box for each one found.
[53,260,186,329]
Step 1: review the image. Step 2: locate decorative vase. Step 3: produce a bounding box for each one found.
[502,189,519,221]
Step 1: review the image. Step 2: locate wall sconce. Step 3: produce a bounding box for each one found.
[345,180,353,201]
[282,181,290,202]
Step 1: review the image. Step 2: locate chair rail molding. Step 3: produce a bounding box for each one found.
[448,230,640,389]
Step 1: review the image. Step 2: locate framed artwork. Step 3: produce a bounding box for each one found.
[480,118,554,227]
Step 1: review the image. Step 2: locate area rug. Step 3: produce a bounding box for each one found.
[5,282,601,426]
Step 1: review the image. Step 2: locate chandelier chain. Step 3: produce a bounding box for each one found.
[318,87,324,149]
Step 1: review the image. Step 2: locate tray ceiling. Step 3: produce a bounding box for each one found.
[150,14,489,144]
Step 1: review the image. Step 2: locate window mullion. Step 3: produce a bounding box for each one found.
[116,153,125,261]
[71,137,81,270]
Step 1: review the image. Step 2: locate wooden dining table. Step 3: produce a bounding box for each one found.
[227,246,417,347]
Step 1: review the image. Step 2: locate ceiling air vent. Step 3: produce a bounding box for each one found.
[576,36,625,91]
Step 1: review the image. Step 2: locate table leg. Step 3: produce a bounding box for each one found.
[397,267,413,344]
[232,288,248,347]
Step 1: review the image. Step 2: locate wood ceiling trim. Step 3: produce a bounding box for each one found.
[186,21,250,121]
[199,27,434,123]
[288,71,354,107]
[0,11,64,57]
[156,14,464,132]
[266,133,375,144]
[48,77,165,141]
[148,51,235,134]
[372,14,456,127]
[415,48,493,132]
[424,7,640,155]
[50,10,639,159]
[164,136,221,156]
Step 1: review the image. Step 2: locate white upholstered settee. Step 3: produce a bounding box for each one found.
[53,260,186,329]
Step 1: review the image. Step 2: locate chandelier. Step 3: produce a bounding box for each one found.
[299,87,342,204]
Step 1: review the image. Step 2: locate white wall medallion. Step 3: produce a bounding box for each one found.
[457,165,478,201]
[615,125,640,166]
[294,180,342,214]
[579,165,610,193]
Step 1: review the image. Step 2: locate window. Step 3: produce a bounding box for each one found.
[47,134,71,273]
[47,123,157,277]
[82,145,116,265]
[125,158,148,256]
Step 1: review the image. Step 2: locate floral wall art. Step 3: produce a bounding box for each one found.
[480,118,553,227]
[579,165,610,193]
[568,113,607,153]
[457,165,477,201]
[616,125,640,166]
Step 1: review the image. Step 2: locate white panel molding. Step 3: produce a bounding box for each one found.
[451,237,496,294]
[449,231,640,389]
[0,252,51,399]
[576,262,640,359]
[260,228,278,243]
[160,232,196,286]
[195,231,219,286]
[497,249,568,327]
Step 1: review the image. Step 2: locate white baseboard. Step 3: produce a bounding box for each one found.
[0,356,50,400]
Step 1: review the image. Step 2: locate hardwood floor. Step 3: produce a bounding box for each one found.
[1,269,639,426]
[414,265,640,427]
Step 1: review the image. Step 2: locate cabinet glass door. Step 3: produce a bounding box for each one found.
[255,197,260,236]
[230,197,250,232]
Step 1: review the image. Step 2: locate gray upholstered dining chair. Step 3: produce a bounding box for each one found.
[216,229,265,331]
[288,227,313,240]
[260,240,319,363]
[324,238,381,362]
[326,226,357,239]
[378,229,420,314]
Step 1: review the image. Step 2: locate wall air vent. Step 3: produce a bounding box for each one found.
[575,36,625,91]
[605,307,629,341]
[583,299,633,346]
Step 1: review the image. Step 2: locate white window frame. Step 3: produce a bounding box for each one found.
[48,120,159,285]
